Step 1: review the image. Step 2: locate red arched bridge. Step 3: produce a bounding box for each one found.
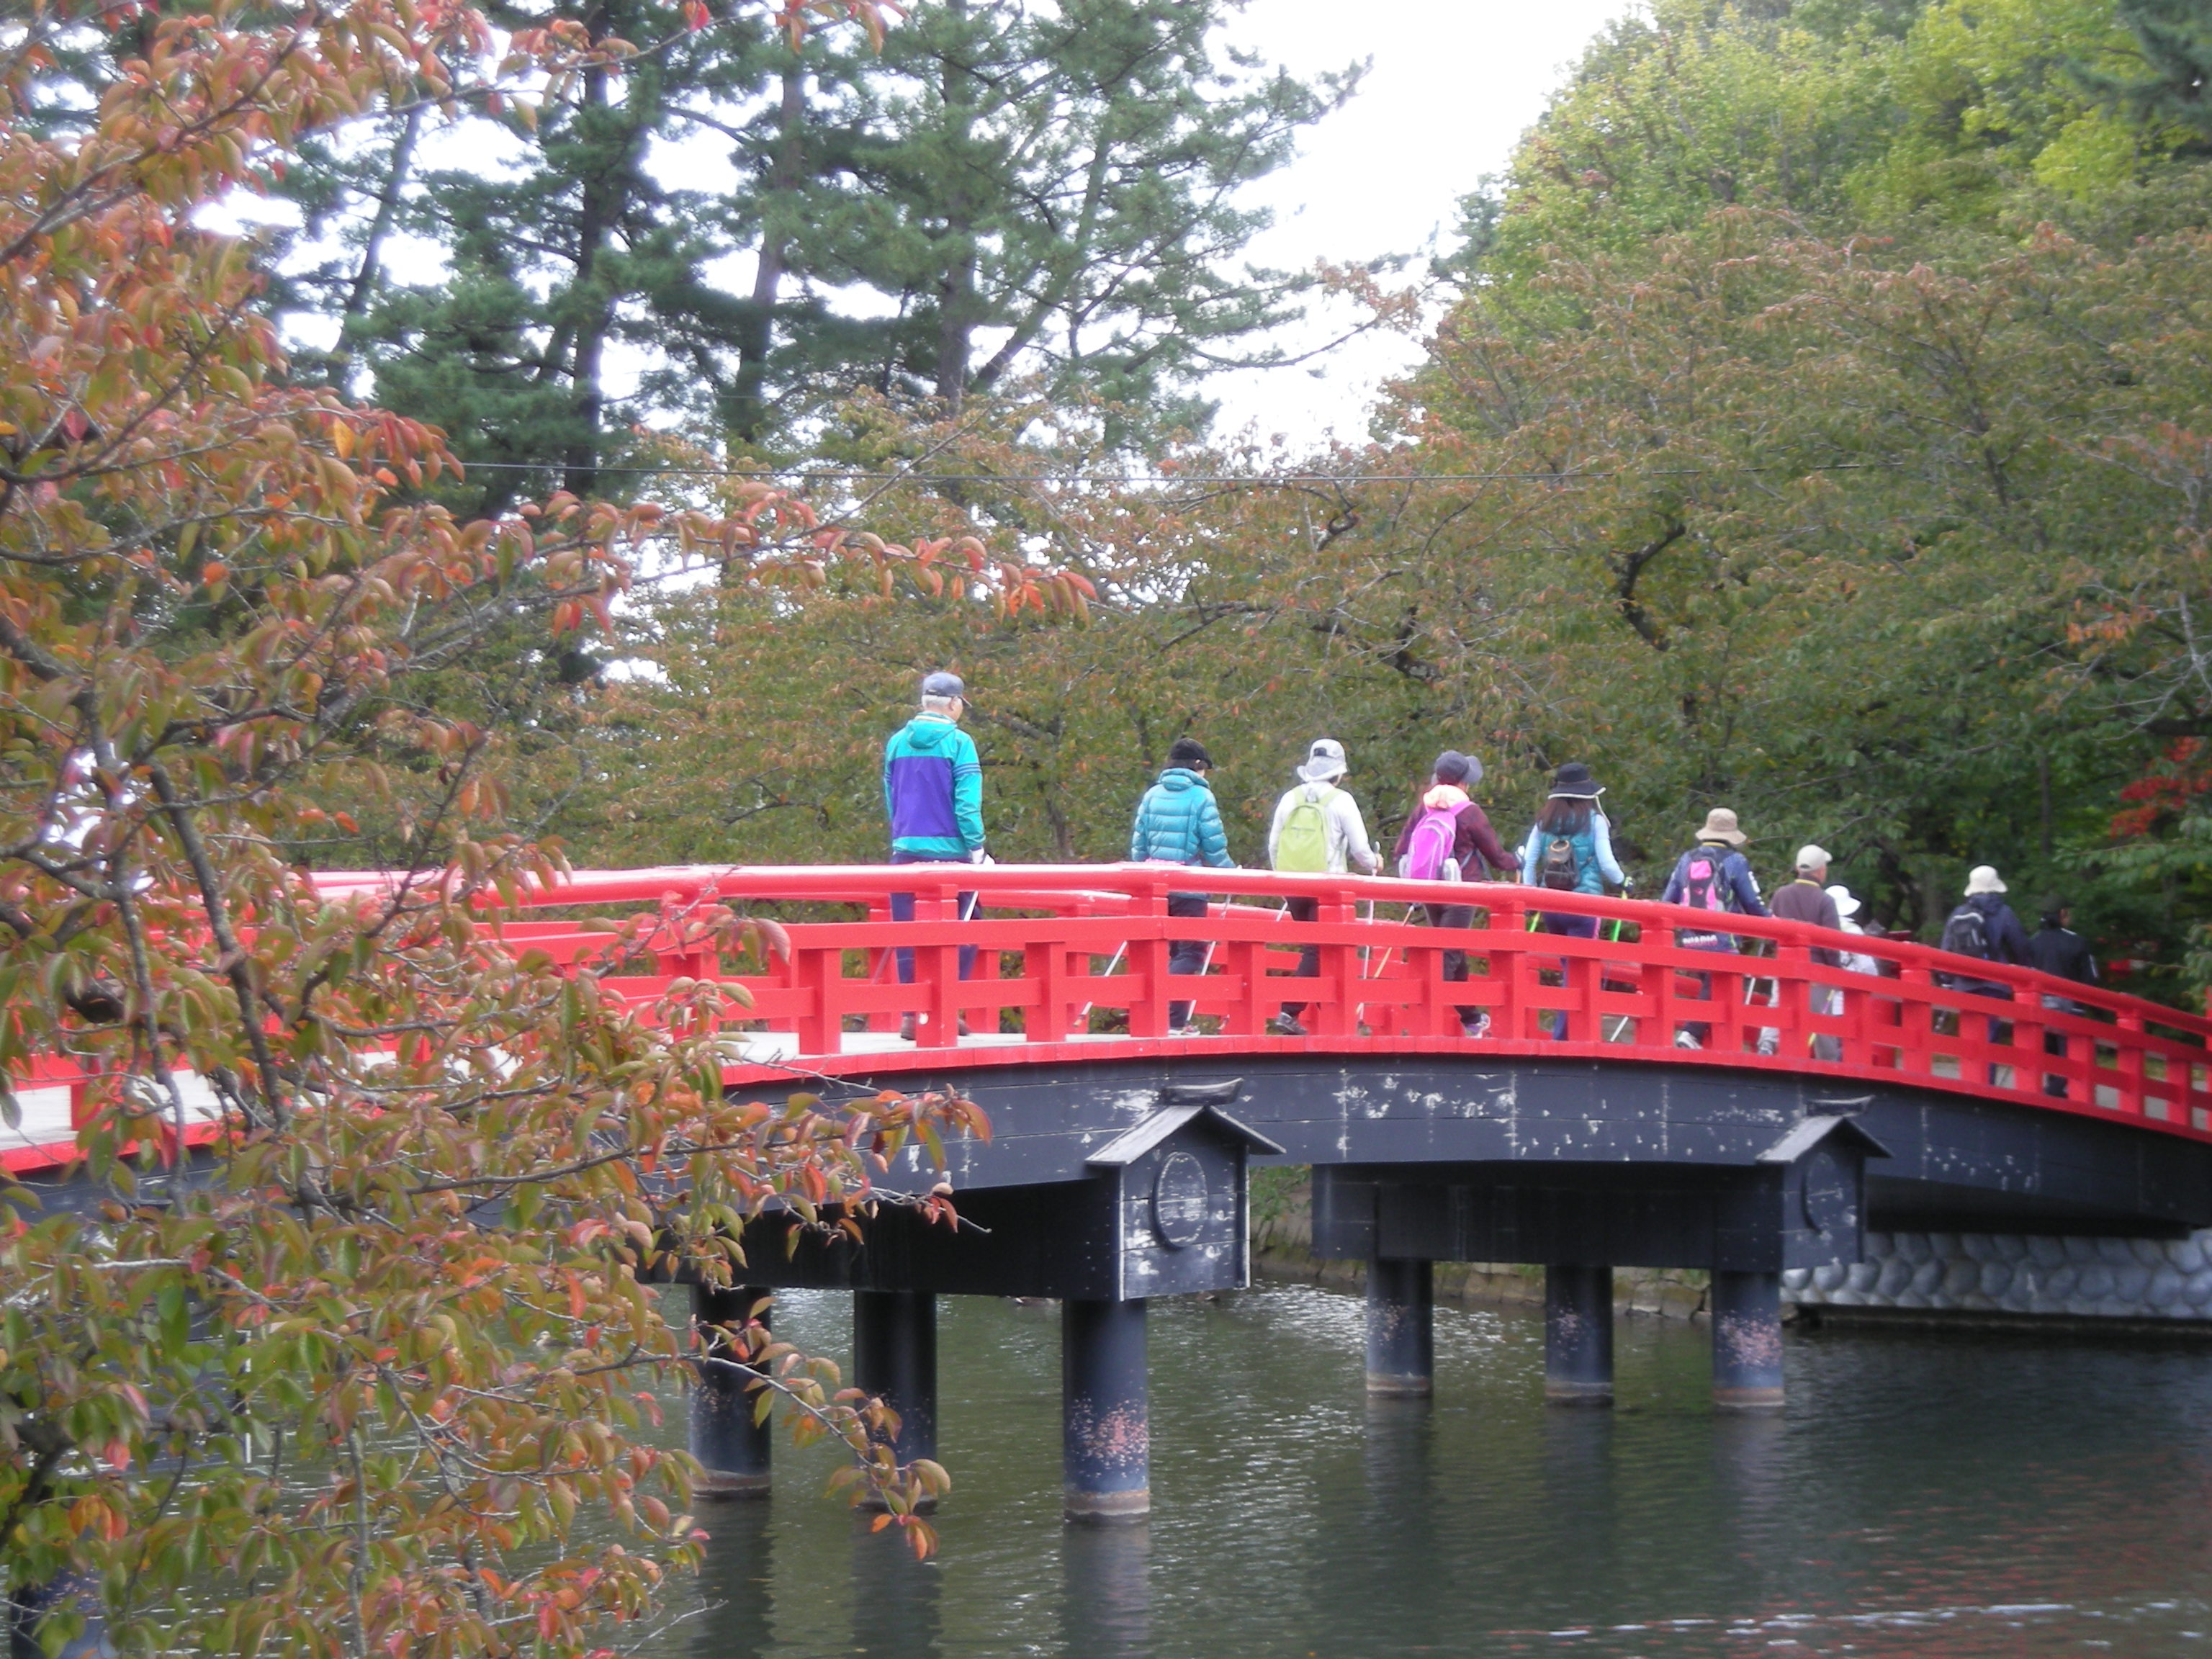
[12,864,2211,1519]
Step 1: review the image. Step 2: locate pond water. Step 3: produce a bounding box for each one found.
[639,1283,2212,1658]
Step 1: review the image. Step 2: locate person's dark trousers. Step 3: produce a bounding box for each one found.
[2044,1029,2069,1096]
[1540,912,1599,1040]
[1964,981,2016,1085]
[890,848,978,984]
[1280,895,1321,1020]
[2041,993,2080,1097]
[1415,902,1477,1022]
[1166,892,1210,1028]
[1678,937,1732,1046]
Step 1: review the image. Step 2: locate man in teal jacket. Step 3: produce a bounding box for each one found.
[1129,737,1234,1033]
[884,671,984,1037]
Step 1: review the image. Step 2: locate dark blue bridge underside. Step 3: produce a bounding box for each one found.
[857,1055,2212,1238]
[698,1058,2212,1300]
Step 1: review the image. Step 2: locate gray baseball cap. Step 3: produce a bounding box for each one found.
[920,670,966,700]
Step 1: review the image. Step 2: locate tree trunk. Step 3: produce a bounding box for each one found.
[328,102,422,388]
[563,4,637,501]
[933,0,976,412]
[936,247,976,412]
[732,60,807,445]
[564,55,616,498]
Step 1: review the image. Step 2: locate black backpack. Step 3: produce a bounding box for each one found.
[1939,903,1990,961]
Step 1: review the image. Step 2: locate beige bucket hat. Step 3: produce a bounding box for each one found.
[1694,807,1748,847]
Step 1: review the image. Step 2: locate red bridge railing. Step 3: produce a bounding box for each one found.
[436,863,2212,1144]
[9,863,2208,1171]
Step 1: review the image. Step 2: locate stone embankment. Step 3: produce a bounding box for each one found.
[1785,1228,2212,1326]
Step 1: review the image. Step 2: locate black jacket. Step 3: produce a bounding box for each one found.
[2028,924,2098,986]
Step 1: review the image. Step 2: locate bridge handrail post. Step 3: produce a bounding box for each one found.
[1771,939,1812,1064]
[1894,961,1946,1079]
[1406,908,1450,1040]
[1643,937,1677,1053]
[916,873,966,1048]
[2009,994,2049,1101]
[1129,871,1172,1039]
[1482,888,1522,1041]
[1709,940,1746,1056]
[1223,934,1265,1039]
[788,940,837,1056]
[2113,1007,2147,1118]
[1035,927,1073,1043]
[1313,881,1359,1038]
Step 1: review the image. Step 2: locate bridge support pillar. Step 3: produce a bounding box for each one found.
[10,1570,107,1659]
[1064,1298,1148,1521]
[1365,1257,1434,1395]
[1711,1270,1785,1412]
[1544,1264,1614,1406]
[691,1284,774,1498]
[855,1290,938,1499]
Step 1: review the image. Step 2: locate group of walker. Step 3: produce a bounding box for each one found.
[882,673,2105,1063]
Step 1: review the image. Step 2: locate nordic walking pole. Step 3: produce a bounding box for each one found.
[1180,935,1222,1033]
[1074,940,1128,1028]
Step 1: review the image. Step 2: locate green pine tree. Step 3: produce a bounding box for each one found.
[765,0,1357,440]
[2107,0,2212,140]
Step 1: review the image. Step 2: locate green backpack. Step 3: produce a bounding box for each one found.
[1276,787,1338,873]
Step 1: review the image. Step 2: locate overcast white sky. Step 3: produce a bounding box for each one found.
[1204,0,1627,451]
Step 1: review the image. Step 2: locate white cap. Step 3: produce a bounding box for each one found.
[1965,865,2007,896]
[1796,844,1831,873]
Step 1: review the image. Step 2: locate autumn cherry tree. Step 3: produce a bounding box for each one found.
[0,4,1054,1654]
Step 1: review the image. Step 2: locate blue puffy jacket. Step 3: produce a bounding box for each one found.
[1130,769,1233,868]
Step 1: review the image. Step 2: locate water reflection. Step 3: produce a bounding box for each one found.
[1708,1406,1785,1523]
[849,1523,940,1658]
[1061,1521,1149,1659]
[629,1285,2212,1659]
[687,1502,773,1659]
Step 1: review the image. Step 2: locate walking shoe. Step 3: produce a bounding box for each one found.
[1271,1012,1308,1037]
[1675,1029,1701,1049]
[1166,1021,1199,1037]
[898,1012,970,1041]
[1461,1012,1491,1039]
